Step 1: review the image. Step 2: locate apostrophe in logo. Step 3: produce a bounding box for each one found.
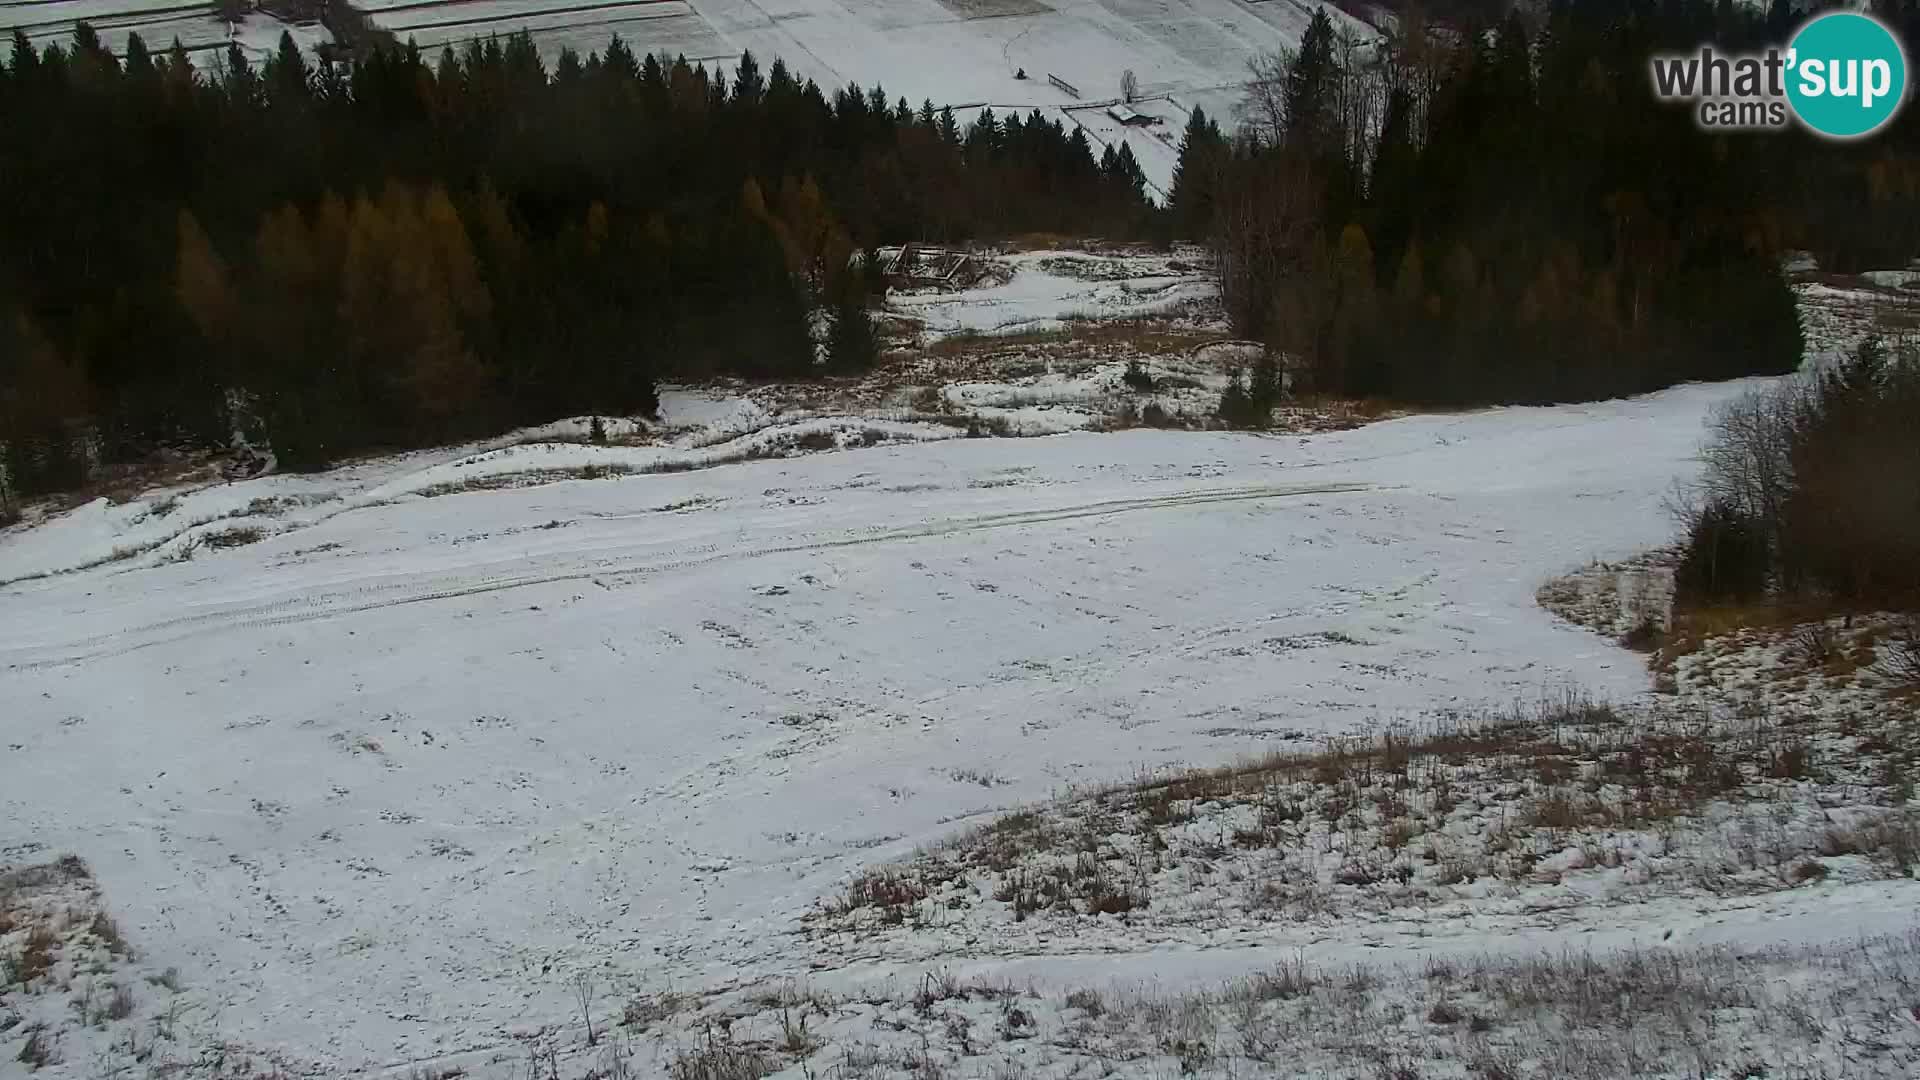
[1786,12,1908,139]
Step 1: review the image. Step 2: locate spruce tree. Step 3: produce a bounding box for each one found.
[826,278,878,374]
[1284,8,1338,153]
[733,49,763,105]
[1168,106,1224,240]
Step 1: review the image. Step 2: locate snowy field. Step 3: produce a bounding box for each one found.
[4,0,1379,193]
[9,375,1902,1077]
[348,0,1377,195]
[3,265,1915,1077]
[1,2,331,64]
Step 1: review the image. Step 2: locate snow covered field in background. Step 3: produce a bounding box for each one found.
[3,0,1379,195]
[2,1,332,65]
[888,248,1217,341]
[345,0,1380,194]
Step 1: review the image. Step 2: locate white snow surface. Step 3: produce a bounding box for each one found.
[10,374,1915,1078]
[10,0,1378,191]
[889,248,1217,340]
[347,0,1379,194]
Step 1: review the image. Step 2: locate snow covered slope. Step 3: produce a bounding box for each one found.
[4,1,1376,193]
[4,375,1875,1078]
[349,0,1378,194]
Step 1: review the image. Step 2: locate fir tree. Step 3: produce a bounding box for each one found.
[1168,105,1225,239]
[826,277,878,373]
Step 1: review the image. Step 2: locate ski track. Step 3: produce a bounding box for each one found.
[0,482,1369,670]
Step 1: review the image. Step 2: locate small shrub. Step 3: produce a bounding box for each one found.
[10,924,57,985]
[1881,618,1920,686]
[622,990,683,1029]
[1121,359,1155,393]
[1819,826,1866,857]
[1334,862,1378,886]
[1790,623,1838,667]
[87,911,126,954]
[1790,859,1829,883]
[204,526,264,550]
[1141,402,1174,428]
[1426,1000,1464,1024]
[589,416,607,444]
[1673,497,1769,606]
[146,967,180,992]
[16,1027,53,1069]
[1529,792,1582,829]
[1063,988,1105,1017]
[105,983,134,1020]
[1766,739,1812,780]
[668,1038,775,1080]
[911,386,945,413]
[1619,618,1663,652]
[1245,956,1316,1000]
[1216,368,1266,428]
[1468,1055,1514,1080]
[839,871,927,913]
[778,1006,815,1055]
[1383,819,1417,851]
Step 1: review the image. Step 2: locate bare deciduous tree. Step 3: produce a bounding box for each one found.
[1238,50,1291,145]
[1213,151,1322,342]
[1120,69,1139,103]
[573,972,598,1047]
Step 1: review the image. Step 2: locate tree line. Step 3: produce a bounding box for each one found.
[1169,0,1920,410]
[0,26,1155,497]
[1679,335,1920,612]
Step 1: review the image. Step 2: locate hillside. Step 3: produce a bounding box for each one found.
[3,255,1915,1078]
[2,0,1375,196]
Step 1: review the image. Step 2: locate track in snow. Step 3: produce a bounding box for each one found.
[1,481,1370,670]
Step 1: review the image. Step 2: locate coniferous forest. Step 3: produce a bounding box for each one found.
[3,0,1918,502]
[0,26,1153,491]
[1169,0,1920,407]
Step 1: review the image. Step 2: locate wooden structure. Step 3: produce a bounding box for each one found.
[881,245,983,289]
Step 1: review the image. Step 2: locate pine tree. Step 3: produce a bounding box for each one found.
[267,31,311,107]
[9,30,36,83]
[1113,142,1145,200]
[733,49,763,105]
[1216,367,1256,427]
[123,33,155,85]
[1248,352,1281,416]
[1284,8,1339,153]
[826,277,878,373]
[1168,105,1225,240]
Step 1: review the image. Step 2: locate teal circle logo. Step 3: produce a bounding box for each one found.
[1786,12,1908,139]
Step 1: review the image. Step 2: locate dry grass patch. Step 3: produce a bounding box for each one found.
[807,682,1919,947]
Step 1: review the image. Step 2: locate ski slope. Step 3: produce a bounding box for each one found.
[362,0,1377,195]
[6,373,1884,1076]
[3,0,1377,193]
